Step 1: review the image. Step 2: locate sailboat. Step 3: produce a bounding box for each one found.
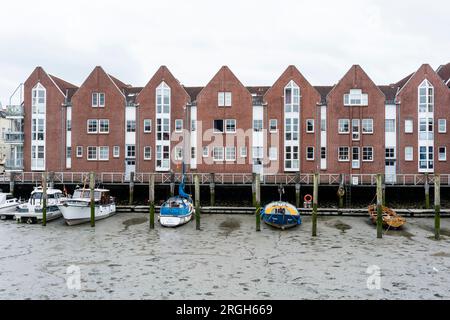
[159,163,194,227]
[260,184,302,230]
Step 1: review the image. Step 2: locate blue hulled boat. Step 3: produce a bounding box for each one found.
[159,165,194,227]
[260,185,302,230]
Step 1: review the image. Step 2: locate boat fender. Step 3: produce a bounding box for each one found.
[304,194,312,202]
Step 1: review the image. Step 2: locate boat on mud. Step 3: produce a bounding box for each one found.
[368,204,406,228]
[260,185,302,230]
[15,187,66,224]
[58,188,116,225]
[159,164,194,227]
[0,193,23,220]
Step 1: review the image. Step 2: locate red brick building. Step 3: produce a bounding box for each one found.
[5,63,450,181]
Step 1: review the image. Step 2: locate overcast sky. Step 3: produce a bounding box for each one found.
[1,0,449,105]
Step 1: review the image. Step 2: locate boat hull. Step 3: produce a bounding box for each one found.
[260,201,302,230]
[159,213,193,227]
[0,203,21,218]
[14,205,62,223]
[59,203,117,225]
[261,214,301,230]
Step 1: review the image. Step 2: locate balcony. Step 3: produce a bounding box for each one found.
[4,105,24,118]
[4,132,24,144]
[5,159,23,171]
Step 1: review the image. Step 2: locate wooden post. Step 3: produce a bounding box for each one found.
[434,174,440,240]
[42,172,47,226]
[312,173,318,237]
[424,173,430,209]
[9,172,15,197]
[376,174,383,239]
[170,171,175,197]
[209,173,215,206]
[194,174,200,230]
[49,172,55,189]
[338,173,345,208]
[255,173,261,232]
[129,171,135,205]
[90,172,95,228]
[382,174,386,206]
[295,183,301,208]
[251,173,256,207]
[149,174,155,230]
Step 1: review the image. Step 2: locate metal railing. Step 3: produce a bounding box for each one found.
[4,132,24,144]
[0,172,449,186]
[4,105,24,117]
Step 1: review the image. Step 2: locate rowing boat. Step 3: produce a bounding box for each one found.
[368,204,406,228]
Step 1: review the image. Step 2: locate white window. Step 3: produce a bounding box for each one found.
[438,119,446,133]
[240,147,247,158]
[306,147,314,160]
[352,147,360,168]
[213,147,224,161]
[213,120,224,133]
[144,119,152,133]
[174,147,183,160]
[284,81,300,113]
[126,145,136,159]
[362,119,373,134]
[67,120,71,131]
[385,119,395,133]
[418,80,434,113]
[352,119,360,141]
[175,119,183,132]
[252,147,263,159]
[405,146,413,161]
[87,119,98,133]
[157,118,170,141]
[202,147,209,157]
[113,146,120,158]
[338,119,349,134]
[127,120,136,132]
[269,119,277,132]
[66,147,72,158]
[405,120,413,133]
[156,82,170,114]
[99,119,109,133]
[306,119,314,133]
[76,146,83,158]
[144,146,152,160]
[99,146,109,161]
[253,119,263,132]
[344,89,368,106]
[32,118,45,141]
[87,146,97,160]
[269,147,277,161]
[285,118,299,141]
[419,117,433,140]
[438,147,446,161]
[385,148,396,159]
[191,147,196,159]
[225,147,236,161]
[284,146,299,170]
[32,83,46,113]
[191,120,196,131]
[225,119,236,133]
[218,92,232,107]
[321,147,326,159]
[338,147,349,161]
[362,147,374,161]
[419,146,434,170]
[92,93,98,107]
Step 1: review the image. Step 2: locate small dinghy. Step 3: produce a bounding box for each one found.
[260,185,301,230]
[159,164,194,227]
[368,204,406,228]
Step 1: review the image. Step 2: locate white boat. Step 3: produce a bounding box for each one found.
[58,188,116,225]
[159,196,194,227]
[15,187,66,224]
[0,193,22,219]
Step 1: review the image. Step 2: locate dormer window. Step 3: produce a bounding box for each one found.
[344,89,368,106]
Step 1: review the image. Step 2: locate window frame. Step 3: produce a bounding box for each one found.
[306,119,314,133]
[362,146,374,162]
[87,146,97,161]
[405,146,413,161]
[98,146,109,161]
[306,146,314,161]
[143,119,152,133]
[87,119,98,134]
[438,146,447,161]
[438,119,447,133]
[144,146,152,160]
[338,119,350,134]
[338,146,350,162]
[362,119,373,134]
[76,146,83,158]
[174,119,183,133]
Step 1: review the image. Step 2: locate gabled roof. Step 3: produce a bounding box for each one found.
[246,86,270,96]
[109,74,130,91]
[48,74,78,101]
[436,63,450,87]
[314,86,334,104]
[183,86,203,102]
[378,85,397,103]
[393,72,414,90]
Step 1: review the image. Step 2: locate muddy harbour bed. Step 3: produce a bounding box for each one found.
[0,213,450,300]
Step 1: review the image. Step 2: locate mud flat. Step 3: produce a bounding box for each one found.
[0,213,450,299]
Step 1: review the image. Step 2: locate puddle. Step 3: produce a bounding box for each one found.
[219,218,241,236]
[326,220,352,233]
[384,229,415,241]
[122,217,148,230]
[431,252,450,258]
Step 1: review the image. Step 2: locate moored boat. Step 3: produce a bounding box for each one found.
[58,188,116,225]
[159,164,194,227]
[368,204,406,228]
[0,193,22,220]
[15,187,66,224]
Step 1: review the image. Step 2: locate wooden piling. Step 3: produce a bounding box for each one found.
[194,174,200,230]
[255,173,261,232]
[338,173,345,208]
[49,172,55,189]
[129,171,135,205]
[295,183,301,208]
[424,173,430,209]
[9,172,15,197]
[209,173,215,206]
[170,172,175,197]
[149,174,155,230]
[251,173,256,207]
[42,172,47,226]
[382,174,386,206]
[312,173,318,237]
[376,174,383,239]
[90,172,95,227]
[434,174,440,240]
